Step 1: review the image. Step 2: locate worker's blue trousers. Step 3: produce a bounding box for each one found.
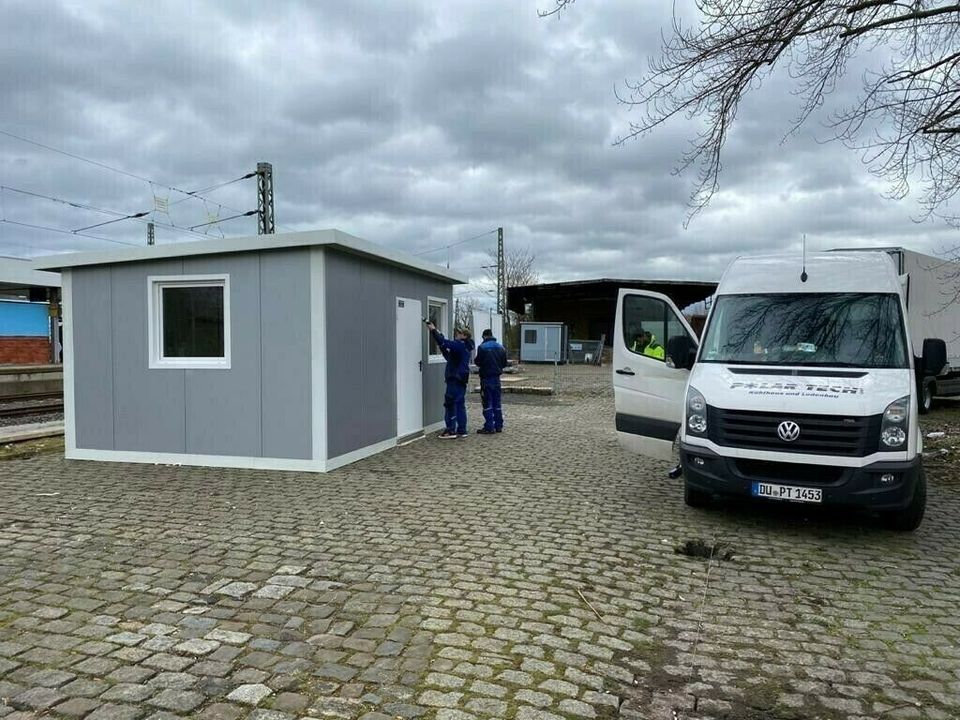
[444,380,467,434]
[480,377,503,431]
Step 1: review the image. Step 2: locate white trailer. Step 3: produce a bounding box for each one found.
[832,247,960,409]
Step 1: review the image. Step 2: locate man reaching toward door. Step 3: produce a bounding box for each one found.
[426,321,474,438]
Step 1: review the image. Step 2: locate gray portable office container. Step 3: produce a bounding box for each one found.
[34,229,465,472]
[519,322,568,363]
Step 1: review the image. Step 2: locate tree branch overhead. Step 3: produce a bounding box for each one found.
[570,0,960,222]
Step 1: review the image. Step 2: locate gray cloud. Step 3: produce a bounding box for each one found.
[0,0,952,300]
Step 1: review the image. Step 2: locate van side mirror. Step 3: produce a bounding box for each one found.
[922,338,947,376]
[666,335,696,371]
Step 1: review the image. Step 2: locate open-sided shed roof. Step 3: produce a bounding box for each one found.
[0,258,62,294]
[32,229,467,284]
[507,277,717,313]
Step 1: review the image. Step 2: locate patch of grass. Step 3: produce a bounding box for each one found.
[0,435,64,461]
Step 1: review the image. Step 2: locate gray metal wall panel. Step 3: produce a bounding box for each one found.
[260,249,312,459]
[111,259,187,453]
[360,262,395,446]
[182,254,262,457]
[325,250,453,458]
[325,252,364,457]
[71,267,115,450]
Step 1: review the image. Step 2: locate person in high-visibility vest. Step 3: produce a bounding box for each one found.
[641,331,665,360]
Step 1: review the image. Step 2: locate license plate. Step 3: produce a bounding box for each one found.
[752,482,822,503]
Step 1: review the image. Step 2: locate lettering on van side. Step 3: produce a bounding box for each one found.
[729,381,863,396]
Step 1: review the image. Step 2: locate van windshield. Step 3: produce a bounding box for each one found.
[699,293,908,368]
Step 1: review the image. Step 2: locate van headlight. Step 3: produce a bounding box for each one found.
[686,387,707,436]
[880,396,909,449]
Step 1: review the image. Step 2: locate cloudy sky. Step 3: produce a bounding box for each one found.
[1,0,956,305]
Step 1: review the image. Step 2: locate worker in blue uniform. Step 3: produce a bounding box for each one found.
[426,321,474,438]
[474,329,508,434]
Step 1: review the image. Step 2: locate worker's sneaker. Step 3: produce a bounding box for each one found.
[456,432,468,439]
[439,430,458,439]
[477,428,496,434]
[495,428,503,433]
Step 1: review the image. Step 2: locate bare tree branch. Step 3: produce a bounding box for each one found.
[559,1,960,226]
[840,4,960,38]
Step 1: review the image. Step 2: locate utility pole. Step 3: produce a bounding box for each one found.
[256,162,275,235]
[496,227,505,315]
[147,222,155,246]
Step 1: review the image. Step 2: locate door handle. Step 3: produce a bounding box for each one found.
[616,367,635,376]
[418,360,423,372]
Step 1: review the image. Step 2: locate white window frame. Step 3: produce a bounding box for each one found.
[148,274,231,370]
[427,296,450,364]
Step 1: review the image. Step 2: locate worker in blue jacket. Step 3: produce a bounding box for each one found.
[426,321,474,438]
[474,329,508,434]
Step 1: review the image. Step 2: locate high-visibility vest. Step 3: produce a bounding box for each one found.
[643,339,665,360]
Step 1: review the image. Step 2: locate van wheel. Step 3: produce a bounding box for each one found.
[883,467,927,532]
[919,382,935,414]
[684,482,711,508]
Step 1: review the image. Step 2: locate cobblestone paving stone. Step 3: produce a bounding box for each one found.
[1,389,960,719]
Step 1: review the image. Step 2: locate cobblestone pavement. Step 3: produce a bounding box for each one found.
[1,393,960,720]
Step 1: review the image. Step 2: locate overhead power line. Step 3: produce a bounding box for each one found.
[0,184,231,242]
[414,229,498,257]
[75,211,150,232]
[0,128,253,216]
[189,210,257,230]
[0,218,141,247]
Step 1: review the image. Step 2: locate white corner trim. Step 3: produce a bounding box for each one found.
[67,447,326,473]
[310,247,327,463]
[66,423,448,475]
[147,274,231,370]
[325,436,400,472]
[61,270,77,454]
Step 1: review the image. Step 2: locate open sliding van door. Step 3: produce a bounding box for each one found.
[613,289,699,461]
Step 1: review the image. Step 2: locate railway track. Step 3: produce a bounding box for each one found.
[0,398,64,420]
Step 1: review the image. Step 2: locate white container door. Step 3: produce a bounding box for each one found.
[396,297,423,438]
[544,325,562,363]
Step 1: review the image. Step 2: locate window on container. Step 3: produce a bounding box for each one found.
[524,329,537,344]
[150,276,230,369]
[428,297,449,362]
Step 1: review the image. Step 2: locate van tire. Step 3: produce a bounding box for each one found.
[920,381,935,414]
[883,467,927,532]
[684,482,711,508]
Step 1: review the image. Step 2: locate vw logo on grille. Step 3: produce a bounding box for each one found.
[777,420,801,442]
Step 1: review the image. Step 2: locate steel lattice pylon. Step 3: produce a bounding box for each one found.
[257,162,275,235]
[496,227,504,315]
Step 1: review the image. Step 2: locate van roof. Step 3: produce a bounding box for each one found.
[718,252,901,296]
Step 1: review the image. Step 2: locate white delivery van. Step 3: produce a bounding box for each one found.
[613,252,948,531]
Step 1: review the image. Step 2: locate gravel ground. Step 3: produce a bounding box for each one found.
[0,397,64,428]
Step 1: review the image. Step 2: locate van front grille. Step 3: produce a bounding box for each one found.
[707,407,881,457]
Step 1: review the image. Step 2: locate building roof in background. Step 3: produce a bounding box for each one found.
[32,229,467,284]
[507,277,717,314]
[0,258,62,292]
